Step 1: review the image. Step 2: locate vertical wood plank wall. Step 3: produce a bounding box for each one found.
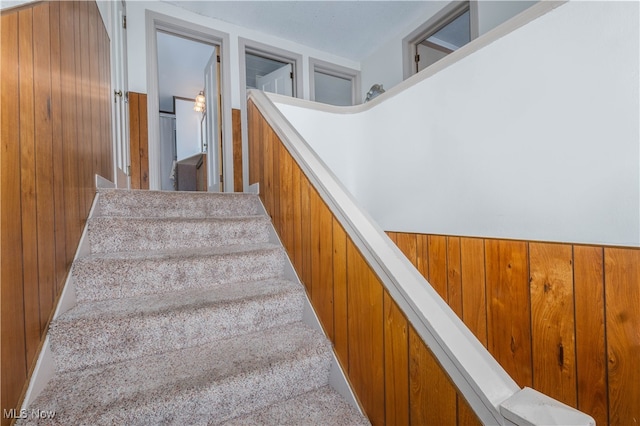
[232,108,243,192]
[128,92,149,190]
[249,101,480,426]
[248,100,639,426]
[385,233,639,426]
[0,2,112,423]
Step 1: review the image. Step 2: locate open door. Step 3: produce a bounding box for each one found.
[256,63,293,96]
[111,0,129,188]
[204,48,222,192]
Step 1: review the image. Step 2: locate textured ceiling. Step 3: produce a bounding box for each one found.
[163,1,447,61]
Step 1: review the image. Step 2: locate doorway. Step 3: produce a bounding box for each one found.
[145,12,232,192]
[156,31,216,191]
[245,51,294,97]
[415,6,471,72]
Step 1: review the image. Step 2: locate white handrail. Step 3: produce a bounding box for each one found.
[248,89,595,426]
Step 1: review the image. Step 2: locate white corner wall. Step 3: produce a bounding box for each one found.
[275,1,640,247]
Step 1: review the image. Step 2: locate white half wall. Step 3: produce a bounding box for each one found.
[274,1,640,247]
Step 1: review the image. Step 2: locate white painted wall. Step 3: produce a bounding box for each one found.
[361,0,539,95]
[175,99,202,161]
[275,1,640,247]
[476,0,538,35]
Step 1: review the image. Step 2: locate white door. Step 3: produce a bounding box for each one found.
[204,49,221,192]
[256,63,293,96]
[111,0,129,188]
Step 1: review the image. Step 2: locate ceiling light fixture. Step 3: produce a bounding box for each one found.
[194,91,206,113]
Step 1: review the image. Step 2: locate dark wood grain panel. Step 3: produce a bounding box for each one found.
[310,188,334,339]
[447,236,463,318]
[605,248,640,426]
[460,237,488,346]
[1,3,113,419]
[48,0,68,295]
[529,242,577,406]
[485,239,532,387]
[60,0,81,259]
[299,173,312,293]
[33,3,56,334]
[409,326,458,426]
[278,145,294,257]
[347,241,385,426]
[574,245,607,426]
[416,234,429,279]
[332,218,349,369]
[384,290,409,426]
[396,232,418,267]
[1,11,28,425]
[232,108,243,192]
[128,92,141,189]
[138,93,149,189]
[247,102,258,185]
[427,235,448,297]
[262,127,274,218]
[291,164,303,274]
[19,6,43,368]
[77,0,91,214]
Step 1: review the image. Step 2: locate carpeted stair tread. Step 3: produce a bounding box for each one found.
[88,215,271,253]
[23,323,332,425]
[50,278,305,373]
[97,188,262,218]
[73,243,285,302]
[222,386,370,425]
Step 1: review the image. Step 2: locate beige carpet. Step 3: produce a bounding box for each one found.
[20,189,369,425]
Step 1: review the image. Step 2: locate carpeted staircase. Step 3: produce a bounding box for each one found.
[21,189,368,425]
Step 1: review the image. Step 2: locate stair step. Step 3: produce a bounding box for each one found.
[97,188,262,218]
[25,323,332,425]
[73,243,285,302]
[222,386,369,425]
[87,215,271,253]
[50,278,305,373]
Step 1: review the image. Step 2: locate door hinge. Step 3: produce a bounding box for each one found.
[127,165,131,176]
[289,71,293,79]
[414,54,420,63]
[122,15,127,29]
[216,55,221,63]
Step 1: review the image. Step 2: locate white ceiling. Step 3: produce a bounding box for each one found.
[163,1,448,61]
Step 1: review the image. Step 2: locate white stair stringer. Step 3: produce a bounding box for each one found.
[18,189,368,425]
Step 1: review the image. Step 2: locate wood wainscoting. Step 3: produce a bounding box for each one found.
[128,92,149,190]
[1,1,113,423]
[384,233,639,426]
[248,99,639,426]
[249,100,484,426]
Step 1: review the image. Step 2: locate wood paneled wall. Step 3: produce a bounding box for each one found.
[128,92,149,190]
[385,233,639,426]
[248,101,482,426]
[232,108,243,192]
[1,2,112,422]
[249,99,640,426]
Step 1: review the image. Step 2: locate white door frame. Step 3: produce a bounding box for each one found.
[309,57,361,105]
[238,38,303,191]
[111,0,129,188]
[145,10,233,191]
